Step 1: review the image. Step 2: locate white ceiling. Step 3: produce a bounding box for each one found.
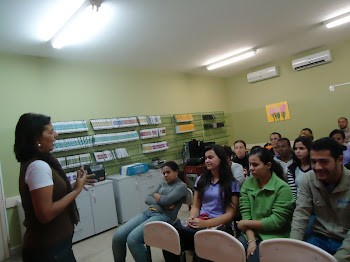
[1,0,350,77]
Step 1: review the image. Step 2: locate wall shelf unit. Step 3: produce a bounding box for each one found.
[52,111,230,176]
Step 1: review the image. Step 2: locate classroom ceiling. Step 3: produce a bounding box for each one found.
[1,0,350,77]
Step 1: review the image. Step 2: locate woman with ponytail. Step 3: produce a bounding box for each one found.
[237,147,294,262]
[14,113,96,262]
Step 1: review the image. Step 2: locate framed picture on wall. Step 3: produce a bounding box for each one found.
[265,101,291,123]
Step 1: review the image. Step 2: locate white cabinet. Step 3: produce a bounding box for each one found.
[73,180,118,243]
[107,170,163,224]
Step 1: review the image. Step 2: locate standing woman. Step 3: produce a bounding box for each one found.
[287,136,313,200]
[238,147,294,262]
[164,145,240,262]
[14,113,95,262]
[233,140,250,179]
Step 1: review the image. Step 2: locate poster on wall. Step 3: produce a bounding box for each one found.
[265,101,290,123]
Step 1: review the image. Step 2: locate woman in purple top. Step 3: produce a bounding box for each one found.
[163,144,240,262]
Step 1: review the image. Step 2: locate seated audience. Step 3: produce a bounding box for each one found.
[290,137,350,261]
[223,145,245,185]
[163,145,240,262]
[299,128,314,141]
[287,136,313,200]
[238,147,294,262]
[112,161,187,262]
[269,132,281,156]
[233,140,250,179]
[329,129,350,166]
[277,138,294,167]
[338,117,350,144]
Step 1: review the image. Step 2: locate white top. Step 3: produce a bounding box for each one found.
[230,162,245,185]
[25,160,53,191]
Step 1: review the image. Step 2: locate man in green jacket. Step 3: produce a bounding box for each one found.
[290,137,350,262]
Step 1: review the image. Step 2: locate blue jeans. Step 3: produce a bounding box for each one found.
[112,209,172,262]
[305,233,342,255]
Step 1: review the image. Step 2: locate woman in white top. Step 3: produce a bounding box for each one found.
[287,136,312,200]
[224,146,245,185]
[14,113,96,262]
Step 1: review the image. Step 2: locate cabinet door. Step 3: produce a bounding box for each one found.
[138,173,157,213]
[73,194,94,243]
[90,183,118,234]
[113,176,139,224]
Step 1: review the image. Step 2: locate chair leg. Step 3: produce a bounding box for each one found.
[146,245,152,262]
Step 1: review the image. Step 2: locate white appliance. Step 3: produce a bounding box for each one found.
[292,50,332,71]
[247,66,279,83]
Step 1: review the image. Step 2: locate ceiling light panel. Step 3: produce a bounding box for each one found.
[206,49,257,70]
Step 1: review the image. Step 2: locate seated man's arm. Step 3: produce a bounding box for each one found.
[290,173,313,240]
[334,230,350,261]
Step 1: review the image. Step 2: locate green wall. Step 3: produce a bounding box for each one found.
[227,37,350,145]
[0,53,229,248]
[2,36,350,250]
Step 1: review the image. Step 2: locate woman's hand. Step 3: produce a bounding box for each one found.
[75,168,87,192]
[187,217,206,229]
[86,173,98,185]
[247,240,257,259]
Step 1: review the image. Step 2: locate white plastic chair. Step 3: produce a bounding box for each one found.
[194,229,246,262]
[259,238,337,262]
[184,188,193,204]
[144,221,186,262]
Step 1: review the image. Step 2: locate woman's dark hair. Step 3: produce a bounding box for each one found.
[223,146,234,159]
[234,140,246,148]
[301,128,313,134]
[197,144,234,209]
[14,113,51,162]
[289,136,313,177]
[14,113,79,224]
[164,161,179,172]
[329,129,345,139]
[249,147,284,180]
[300,128,314,141]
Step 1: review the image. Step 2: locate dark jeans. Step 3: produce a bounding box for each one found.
[22,236,76,262]
[163,221,233,262]
[238,235,261,262]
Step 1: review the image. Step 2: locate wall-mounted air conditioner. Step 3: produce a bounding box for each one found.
[292,50,332,71]
[247,66,279,83]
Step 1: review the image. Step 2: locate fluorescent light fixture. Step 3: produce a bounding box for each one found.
[324,11,350,28]
[206,49,257,70]
[329,81,350,92]
[50,0,107,49]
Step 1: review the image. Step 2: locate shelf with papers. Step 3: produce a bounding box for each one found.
[52,112,230,177]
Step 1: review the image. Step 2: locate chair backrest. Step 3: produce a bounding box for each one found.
[143,221,181,255]
[183,188,193,205]
[194,229,246,262]
[259,238,337,262]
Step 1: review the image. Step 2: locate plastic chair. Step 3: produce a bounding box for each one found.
[184,187,193,209]
[194,229,246,262]
[144,221,186,262]
[259,238,337,262]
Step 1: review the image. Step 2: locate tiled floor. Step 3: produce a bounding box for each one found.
[5,205,190,262]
